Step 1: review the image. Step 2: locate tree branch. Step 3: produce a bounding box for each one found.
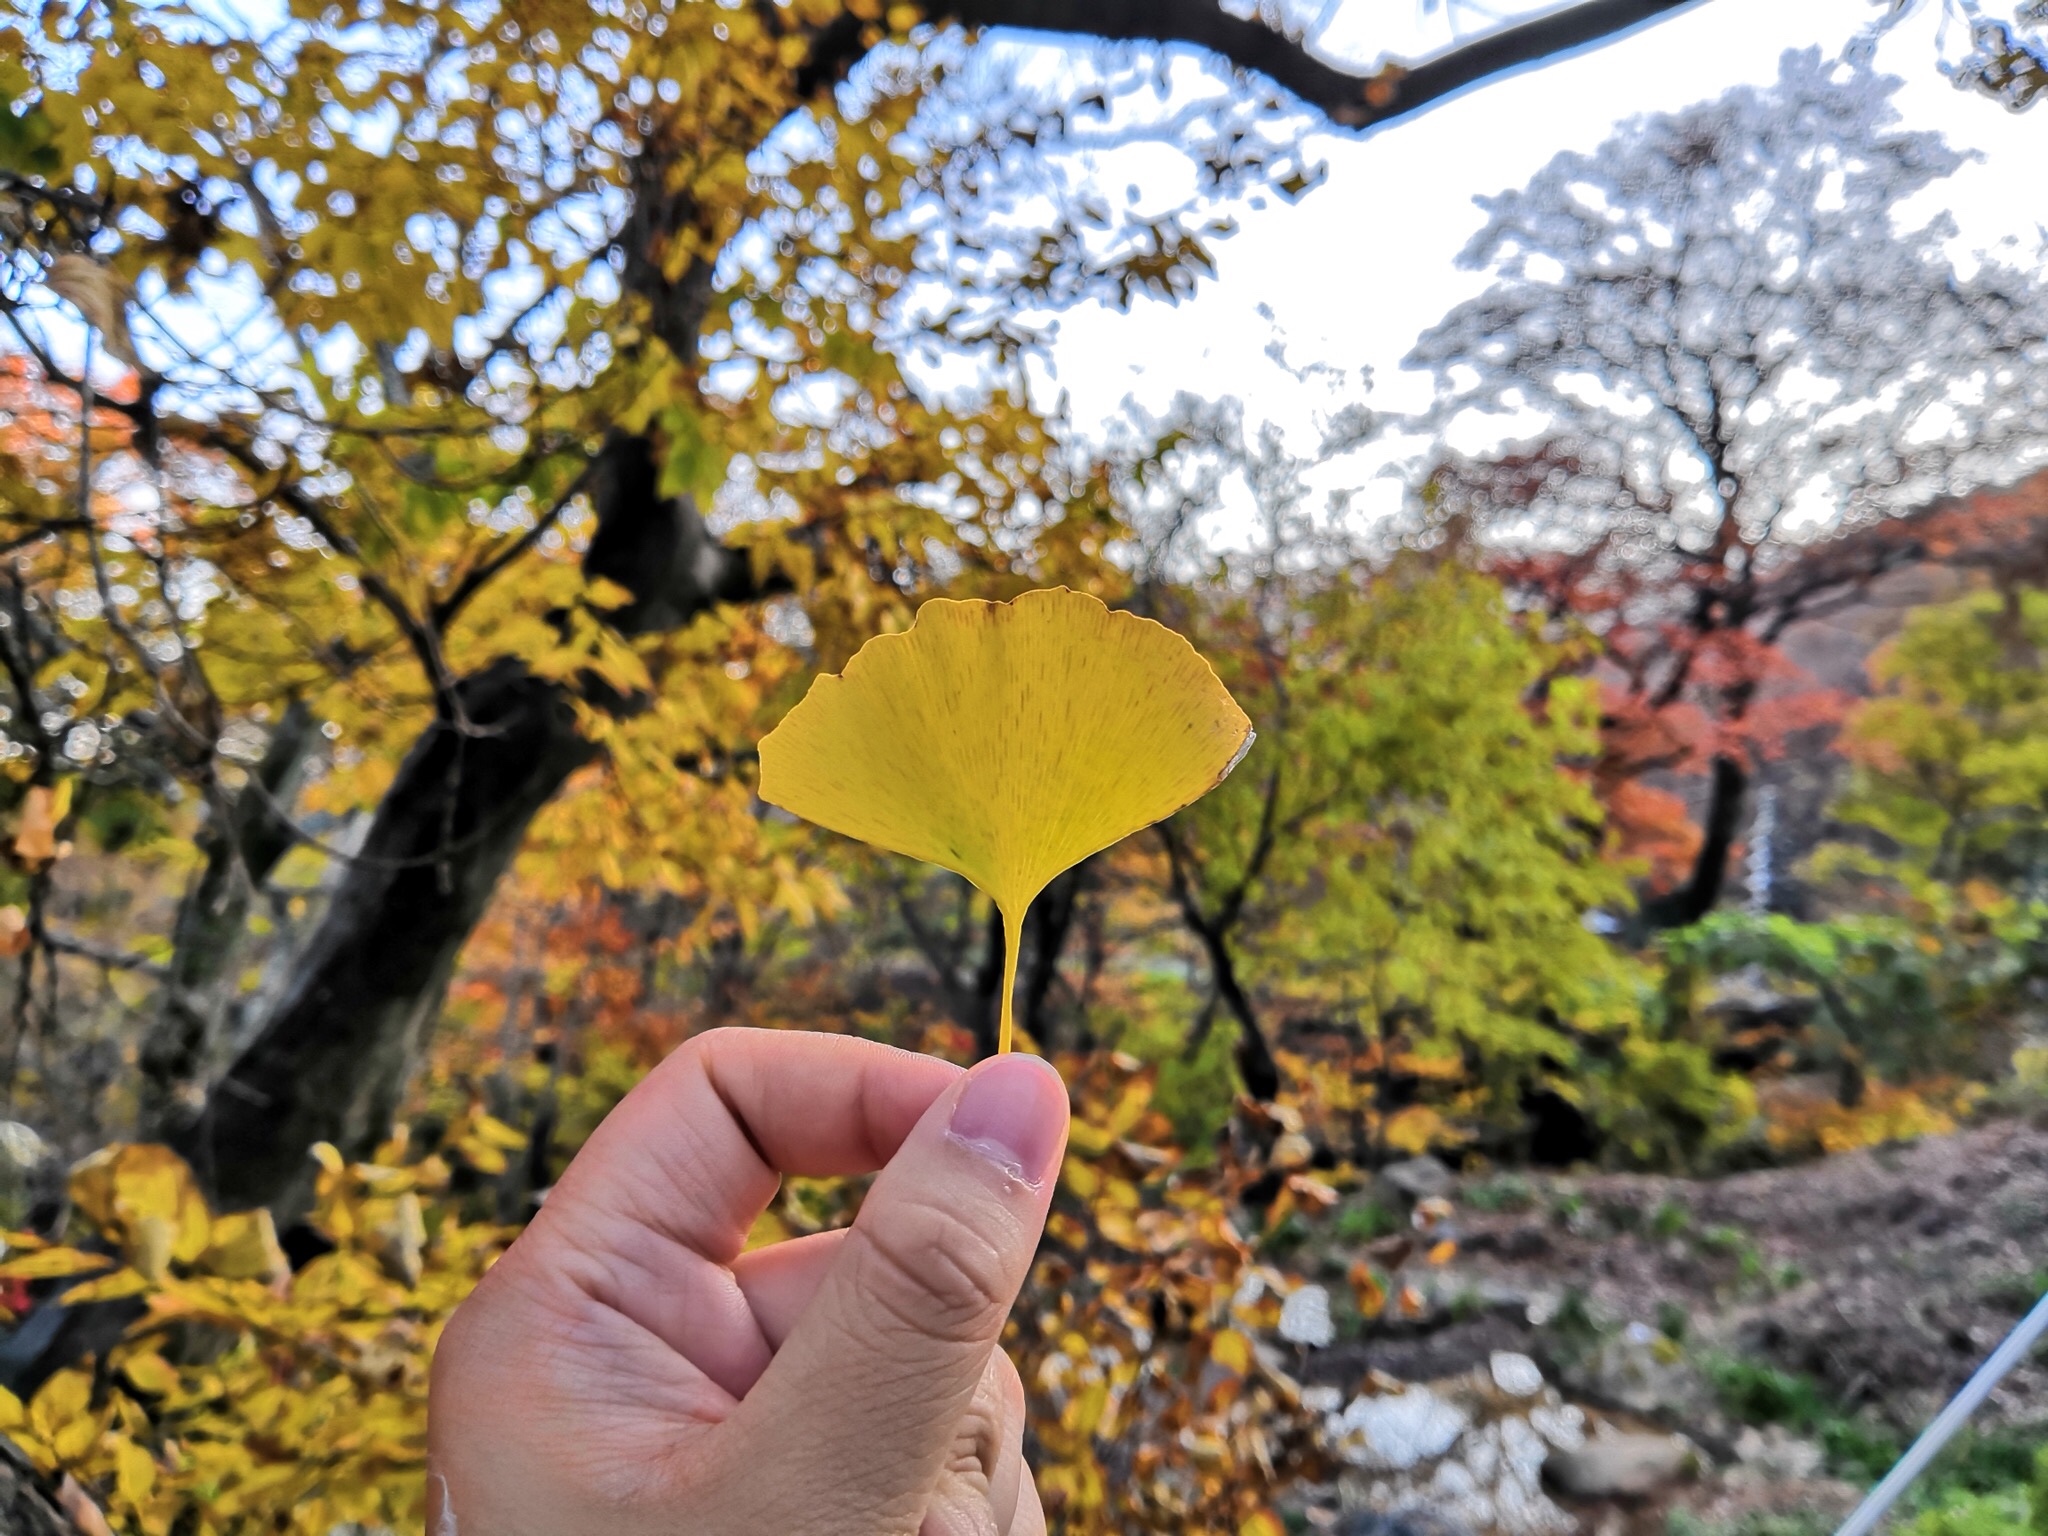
[926,0,1710,128]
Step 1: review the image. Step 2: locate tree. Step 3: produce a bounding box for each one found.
[1408,50,2048,929]
[1829,583,2048,890]
[1862,0,2048,111]
[0,0,1742,1212]
[1152,551,1656,1145]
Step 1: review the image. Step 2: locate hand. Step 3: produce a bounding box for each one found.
[428,1030,1070,1536]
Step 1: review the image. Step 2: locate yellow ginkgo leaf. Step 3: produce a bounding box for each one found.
[759,587,1252,1053]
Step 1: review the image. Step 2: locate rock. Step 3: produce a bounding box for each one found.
[1544,1434,1696,1499]
[1560,1324,1712,1421]
[1731,1424,1825,1482]
[1489,1351,1545,1398]
[0,1122,46,1168]
[1281,1283,1336,1348]
[1337,1512,1471,1536]
[1528,1404,1586,1451]
[1327,1386,1470,1471]
[1380,1156,1458,1205]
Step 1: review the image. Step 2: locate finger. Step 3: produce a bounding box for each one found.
[741,1244,1030,1530]
[733,1228,846,1349]
[719,1053,1068,1533]
[918,1353,1019,1536]
[559,1030,961,1260]
[527,1032,958,1397]
[984,1350,1027,1536]
[1011,1472,1048,1536]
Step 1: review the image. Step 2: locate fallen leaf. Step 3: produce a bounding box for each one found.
[759,587,1251,1051]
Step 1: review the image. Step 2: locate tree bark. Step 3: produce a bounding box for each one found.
[184,435,774,1215]
[896,0,1712,130]
[176,661,598,1213]
[1637,753,1746,932]
[0,1438,83,1536]
[138,698,319,1141]
[1197,921,1280,1102]
[1020,861,1086,1051]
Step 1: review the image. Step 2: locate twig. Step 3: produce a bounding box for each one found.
[432,459,595,630]
[36,929,169,979]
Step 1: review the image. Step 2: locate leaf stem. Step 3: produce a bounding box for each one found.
[997,904,1022,1055]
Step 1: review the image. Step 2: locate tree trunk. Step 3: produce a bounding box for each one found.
[139,698,318,1141]
[1637,754,1746,932]
[969,903,1006,1060]
[1020,861,1086,1051]
[183,433,773,1215]
[176,661,597,1214]
[0,1438,84,1536]
[1195,922,1280,1101]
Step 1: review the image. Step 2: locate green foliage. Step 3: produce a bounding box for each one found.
[1150,1023,1241,1154]
[1903,1431,2048,1536]
[1664,908,2025,1085]
[0,60,56,174]
[1173,557,1716,1140]
[1651,1198,1692,1239]
[1463,1173,1537,1213]
[1667,1512,1832,1536]
[1588,1029,1760,1168]
[1703,1354,1902,1483]
[1831,588,2048,887]
[1333,1200,1402,1242]
[1907,1488,2034,1536]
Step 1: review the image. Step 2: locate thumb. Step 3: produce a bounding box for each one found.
[724,1053,1067,1533]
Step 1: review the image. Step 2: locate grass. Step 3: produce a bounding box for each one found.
[1333,1200,1401,1243]
[1667,1512,1832,1536]
[1652,1197,1693,1239]
[1465,1172,1537,1212]
[1703,1355,1902,1484]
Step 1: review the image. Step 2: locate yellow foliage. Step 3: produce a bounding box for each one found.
[5,1142,509,1535]
[1760,1078,1978,1157]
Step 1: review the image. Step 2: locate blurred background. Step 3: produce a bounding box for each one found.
[1,0,2048,1531]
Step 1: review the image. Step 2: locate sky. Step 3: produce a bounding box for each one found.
[1029,0,2048,546]
[39,0,2048,549]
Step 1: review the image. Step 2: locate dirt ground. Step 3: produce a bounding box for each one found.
[1299,1117,2048,1437]
[1274,1115,2048,1534]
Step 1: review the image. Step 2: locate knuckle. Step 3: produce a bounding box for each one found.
[853,1199,1013,1344]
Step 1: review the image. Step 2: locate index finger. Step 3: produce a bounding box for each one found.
[552,1028,963,1265]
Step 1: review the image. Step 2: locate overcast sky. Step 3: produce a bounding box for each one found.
[1028,0,2047,546]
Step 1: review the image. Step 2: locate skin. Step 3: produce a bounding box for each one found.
[428,1030,1072,1536]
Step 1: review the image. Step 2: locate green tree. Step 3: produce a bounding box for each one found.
[1829,586,2048,891]
[1159,555,1729,1153]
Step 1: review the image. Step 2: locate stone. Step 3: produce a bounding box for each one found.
[1544,1434,1696,1499]
[1336,1512,1471,1536]
[1379,1155,1458,1205]
[0,1121,46,1168]
[1560,1326,1711,1420]
[1528,1404,1586,1452]
[1281,1283,1337,1348]
[1490,1351,1545,1398]
[1327,1386,1469,1471]
[1731,1424,1825,1482]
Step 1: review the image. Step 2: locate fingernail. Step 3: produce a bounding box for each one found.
[947,1055,1068,1186]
